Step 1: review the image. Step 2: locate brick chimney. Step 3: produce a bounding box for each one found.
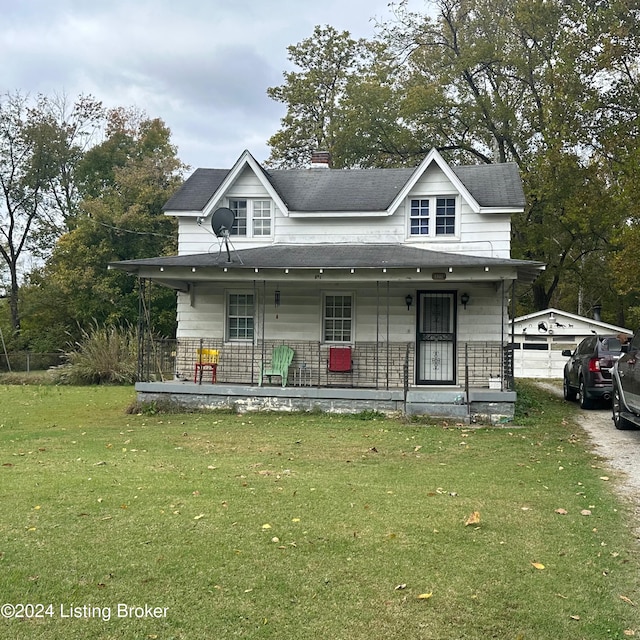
[310,150,331,168]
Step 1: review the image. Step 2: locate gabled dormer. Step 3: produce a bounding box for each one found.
[164,148,525,258]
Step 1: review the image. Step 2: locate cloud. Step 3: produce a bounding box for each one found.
[0,0,415,168]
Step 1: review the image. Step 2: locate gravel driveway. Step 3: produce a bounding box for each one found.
[535,382,640,528]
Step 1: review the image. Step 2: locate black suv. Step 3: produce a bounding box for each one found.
[612,331,640,429]
[562,334,623,409]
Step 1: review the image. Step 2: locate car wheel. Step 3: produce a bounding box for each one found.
[563,376,576,401]
[612,383,635,430]
[578,377,594,410]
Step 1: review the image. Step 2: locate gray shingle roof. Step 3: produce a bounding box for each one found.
[163,168,229,211]
[110,243,544,283]
[163,160,525,213]
[267,168,415,212]
[451,164,525,208]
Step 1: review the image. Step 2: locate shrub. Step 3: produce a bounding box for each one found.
[53,324,137,385]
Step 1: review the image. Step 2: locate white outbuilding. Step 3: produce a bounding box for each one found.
[509,308,632,379]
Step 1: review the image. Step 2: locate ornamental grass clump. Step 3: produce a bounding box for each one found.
[54,323,137,384]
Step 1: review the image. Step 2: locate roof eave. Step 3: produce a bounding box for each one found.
[201,150,290,217]
[288,210,391,218]
[388,148,482,215]
[478,206,524,214]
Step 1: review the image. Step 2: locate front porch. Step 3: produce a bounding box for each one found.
[136,338,517,422]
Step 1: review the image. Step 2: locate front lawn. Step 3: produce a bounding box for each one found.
[0,382,638,639]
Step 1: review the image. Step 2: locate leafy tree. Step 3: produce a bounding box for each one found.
[266,25,380,168]
[20,114,184,349]
[267,1,640,314]
[381,0,637,311]
[595,1,640,327]
[0,92,103,339]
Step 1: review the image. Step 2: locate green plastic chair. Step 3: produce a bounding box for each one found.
[259,345,294,388]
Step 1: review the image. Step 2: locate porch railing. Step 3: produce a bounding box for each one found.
[138,338,514,390]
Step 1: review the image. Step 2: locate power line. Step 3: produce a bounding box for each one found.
[92,218,175,239]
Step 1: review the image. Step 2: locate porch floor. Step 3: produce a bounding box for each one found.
[135,380,517,424]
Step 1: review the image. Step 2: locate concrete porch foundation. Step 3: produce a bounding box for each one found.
[135,381,516,424]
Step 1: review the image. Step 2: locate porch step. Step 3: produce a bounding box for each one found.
[405,389,469,418]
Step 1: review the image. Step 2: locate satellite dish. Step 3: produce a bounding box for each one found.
[210,207,235,262]
[211,207,235,238]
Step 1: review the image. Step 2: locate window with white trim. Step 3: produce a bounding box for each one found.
[227,292,254,341]
[228,199,272,237]
[410,199,430,235]
[323,294,353,343]
[409,196,457,237]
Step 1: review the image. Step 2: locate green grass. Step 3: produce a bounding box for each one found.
[0,382,639,639]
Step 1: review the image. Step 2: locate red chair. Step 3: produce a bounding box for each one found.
[328,346,352,372]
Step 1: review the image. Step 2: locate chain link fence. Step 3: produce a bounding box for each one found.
[0,352,65,373]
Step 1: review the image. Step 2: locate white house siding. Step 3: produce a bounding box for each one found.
[174,163,513,258]
[456,283,507,342]
[275,213,406,245]
[177,281,504,341]
[175,280,506,387]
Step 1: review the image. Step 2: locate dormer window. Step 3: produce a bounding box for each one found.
[410,197,457,237]
[228,199,272,237]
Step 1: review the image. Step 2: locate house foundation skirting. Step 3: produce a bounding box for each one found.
[135,382,516,424]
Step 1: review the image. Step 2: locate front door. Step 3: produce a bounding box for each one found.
[416,291,457,384]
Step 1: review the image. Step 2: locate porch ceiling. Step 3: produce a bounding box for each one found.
[109,243,545,284]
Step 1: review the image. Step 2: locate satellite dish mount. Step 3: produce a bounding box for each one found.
[211,207,236,262]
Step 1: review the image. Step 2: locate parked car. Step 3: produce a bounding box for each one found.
[562,334,623,409]
[612,331,640,429]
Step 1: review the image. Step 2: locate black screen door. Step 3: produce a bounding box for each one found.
[416,292,456,384]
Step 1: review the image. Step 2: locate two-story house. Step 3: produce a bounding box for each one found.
[110,148,544,421]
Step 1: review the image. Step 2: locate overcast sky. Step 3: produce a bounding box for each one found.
[0,0,423,171]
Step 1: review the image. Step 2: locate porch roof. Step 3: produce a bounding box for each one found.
[109,243,545,283]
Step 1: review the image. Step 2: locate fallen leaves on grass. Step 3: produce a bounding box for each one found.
[531,562,545,570]
[620,595,636,606]
[555,508,568,515]
[417,592,433,600]
[581,509,592,516]
[465,511,480,526]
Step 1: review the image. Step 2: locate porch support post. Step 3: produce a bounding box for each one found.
[376,281,380,389]
[136,277,146,382]
[386,280,390,390]
[509,280,517,389]
[501,278,505,385]
[255,279,261,386]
